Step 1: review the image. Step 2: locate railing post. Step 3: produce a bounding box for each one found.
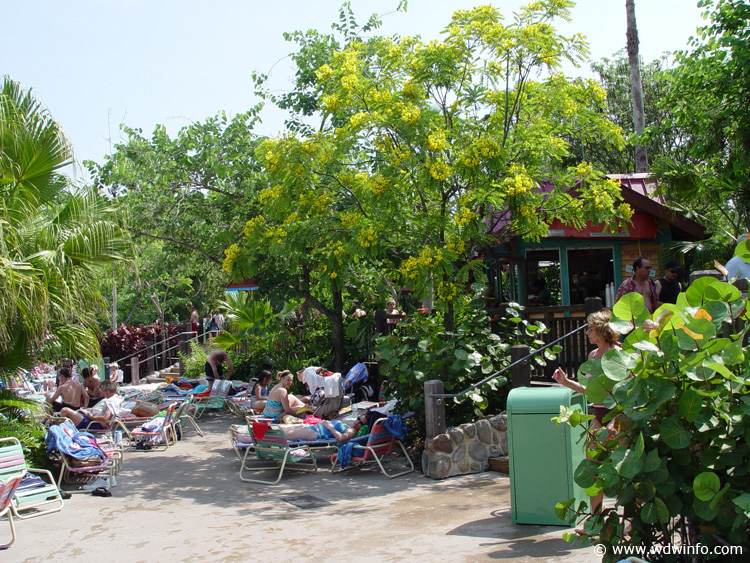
[146,340,155,376]
[130,357,140,386]
[585,296,603,316]
[178,340,188,377]
[103,356,110,381]
[425,380,446,440]
[510,345,530,388]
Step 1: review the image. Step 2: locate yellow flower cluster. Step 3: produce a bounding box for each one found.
[455,206,475,227]
[349,111,369,128]
[476,137,501,158]
[357,225,377,248]
[322,94,340,112]
[370,175,388,195]
[428,159,451,181]
[283,212,299,225]
[315,64,333,82]
[401,104,421,125]
[244,216,266,238]
[258,184,283,206]
[300,191,332,214]
[374,135,392,151]
[371,90,392,104]
[271,227,288,245]
[519,205,534,218]
[341,74,359,91]
[258,139,281,172]
[222,243,240,273]
[340,210,358,229]
[301,140,316,155]
[418,247,443,267]
[461,150,480,168]
[399,256,419,279]
[401,81,422,100]
[618,202,634,220]
[502,165,535,197]
[388,145,411,167]
[446,237,465,254]
[437,281,459,302]
[575,162,594,177]
[427,129,447,151]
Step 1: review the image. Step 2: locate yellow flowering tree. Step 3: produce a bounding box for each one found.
[231,1,633,369]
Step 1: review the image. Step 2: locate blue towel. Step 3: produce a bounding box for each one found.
[46,421,104,461]
[385,414,407,440]
[337,442,354,468]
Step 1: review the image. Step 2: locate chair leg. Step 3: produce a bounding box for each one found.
[0,510,17,550]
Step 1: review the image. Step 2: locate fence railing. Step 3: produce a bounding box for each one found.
[424,297,603,439]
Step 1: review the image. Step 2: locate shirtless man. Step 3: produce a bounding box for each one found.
[46,368,89,412]
[615,257,661,314]
[82,367,103,407]
[204,349,233,383]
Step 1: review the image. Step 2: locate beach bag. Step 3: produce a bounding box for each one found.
[131,401,159,417]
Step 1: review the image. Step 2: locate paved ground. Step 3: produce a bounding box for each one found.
[11,412,600,562]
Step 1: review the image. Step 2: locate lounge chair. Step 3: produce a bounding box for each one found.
[0,437,64,519]
[0,470,25,550]
[174,396,203,438]
[46,420,121,494]
[239,421,317,485]
[130,403,178,451]
[331,417,414,478]
[193,380,231,418]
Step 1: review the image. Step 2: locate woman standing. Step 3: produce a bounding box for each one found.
[552,309,619,513]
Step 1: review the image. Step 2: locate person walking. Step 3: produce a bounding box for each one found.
[655,260,682,304]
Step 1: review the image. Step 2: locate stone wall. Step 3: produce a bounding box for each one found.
[422,414,508,480]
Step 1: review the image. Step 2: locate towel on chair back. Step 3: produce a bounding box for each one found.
[46,420,105,461]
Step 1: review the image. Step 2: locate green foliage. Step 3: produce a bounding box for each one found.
[178,341,209,380]
[655,0,750,239]
[377,295,548,434]
[0,417,49,469]
[231,1,631,370]
[555,284,750,560]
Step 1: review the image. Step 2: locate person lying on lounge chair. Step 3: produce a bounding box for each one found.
[262,371,310,419]
[282,414,367,443]
[58,381,122,431]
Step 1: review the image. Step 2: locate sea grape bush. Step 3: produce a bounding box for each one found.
[555,278,750,562]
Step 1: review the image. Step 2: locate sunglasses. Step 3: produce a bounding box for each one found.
[641,265,651,270]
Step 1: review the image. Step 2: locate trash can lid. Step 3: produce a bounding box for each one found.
[506,386,584,413]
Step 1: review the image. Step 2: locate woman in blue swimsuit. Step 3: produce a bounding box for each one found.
[262,371,306,419]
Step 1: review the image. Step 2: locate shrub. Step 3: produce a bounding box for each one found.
[555,280,750,561]
[0,417,49,469]
[377,295,548,434]
[177,340,209,380]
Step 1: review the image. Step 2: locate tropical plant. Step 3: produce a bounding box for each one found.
[177,340,210,380]
[0,77,128,422]
[554,279,750,561]
[377,291,549,434]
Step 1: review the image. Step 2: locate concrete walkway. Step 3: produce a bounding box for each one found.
[12,413,600,562]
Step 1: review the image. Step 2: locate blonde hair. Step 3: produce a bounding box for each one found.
[587,309,618,344]
[100,380,118,393]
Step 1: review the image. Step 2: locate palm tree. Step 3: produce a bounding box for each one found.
[0,76,128,415]
[626,0,648,172]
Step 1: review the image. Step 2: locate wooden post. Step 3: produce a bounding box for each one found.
[510,345,530,388]
[689,270,722,284]
[146,341,155,376]
[585,296,603,316]
[178,340,188,377]
[425,380,447,440]
[130,357,140,386]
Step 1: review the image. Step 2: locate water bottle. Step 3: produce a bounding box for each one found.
[114,431,123,445]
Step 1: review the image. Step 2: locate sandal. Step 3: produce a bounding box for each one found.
[91,487,112,497]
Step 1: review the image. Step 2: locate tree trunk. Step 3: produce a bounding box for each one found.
[626,0,648,173]
[330,287,346,373]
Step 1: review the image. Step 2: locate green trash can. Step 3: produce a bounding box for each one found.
[507,386,587,525]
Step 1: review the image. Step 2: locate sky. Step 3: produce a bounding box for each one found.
[2,0,705,182]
